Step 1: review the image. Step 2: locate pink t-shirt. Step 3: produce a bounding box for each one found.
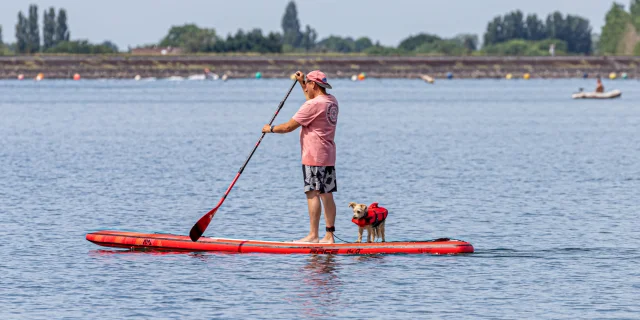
[292,94,339,166]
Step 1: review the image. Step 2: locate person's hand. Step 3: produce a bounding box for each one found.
[262,124,272,133]
[295,71,305,83]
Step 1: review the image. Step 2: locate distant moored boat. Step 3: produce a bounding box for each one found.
[572,89,622,99]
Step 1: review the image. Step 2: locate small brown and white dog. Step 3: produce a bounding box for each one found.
[349,202,387,243]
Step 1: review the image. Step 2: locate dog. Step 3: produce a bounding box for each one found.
[349,202,387,243]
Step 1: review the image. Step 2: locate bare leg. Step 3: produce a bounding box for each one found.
[319,192,336,244]
[296,190,320,243]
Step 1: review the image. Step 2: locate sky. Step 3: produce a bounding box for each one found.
[0,0,621,50]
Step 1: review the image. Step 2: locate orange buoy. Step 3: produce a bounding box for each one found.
[73,73,81,81]
[35,73,44,81]
[357,73,366,81]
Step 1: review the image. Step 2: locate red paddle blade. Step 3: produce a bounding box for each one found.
[189,208,217,242]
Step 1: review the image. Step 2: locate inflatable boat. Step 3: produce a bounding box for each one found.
[572,89,621,99]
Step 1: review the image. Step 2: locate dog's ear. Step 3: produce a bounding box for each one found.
[348,202,356,208]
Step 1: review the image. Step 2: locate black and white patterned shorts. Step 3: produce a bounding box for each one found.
[302,165,337,193]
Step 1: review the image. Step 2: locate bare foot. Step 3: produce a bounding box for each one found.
[294,234,319,243]
[319,234,334,244]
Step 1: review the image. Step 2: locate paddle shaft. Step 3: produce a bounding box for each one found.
[190,79,298,241]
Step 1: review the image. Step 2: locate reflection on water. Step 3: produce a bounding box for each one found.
[295,254,342,318]
[303,254,340,286]
[293,254,390,318]
[354,254,386,263]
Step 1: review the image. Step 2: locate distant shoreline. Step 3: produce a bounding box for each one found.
[1,55,638,79]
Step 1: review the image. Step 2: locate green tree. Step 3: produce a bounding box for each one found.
[316,36,356,53]
[266,32,283,53]
[631,0,640,30]
[502,10,526,40]
[245,29,269,53]
[599,3,630,54]
[225,30,248,52]
[56,9,70,42]
[15,12,28,53]
[454,34,478,52]
[0,25,6,55]
[525,14,547,40]
[483,16,504,46]
[354,37,373,52]
[486,12,544,45]
[159,24,217,52]
[213,29,281,53]
[183,28,216,52]
[281,1,302,48]
[43,7,56,50]
[46,40,118,54]
[300,25,317,51]
[398,33,441,51]
[28,5,40,53]
[565,15,592,54]
[101,40,119,52]
[545,12,566,41]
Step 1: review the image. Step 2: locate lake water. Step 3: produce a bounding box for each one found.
[1,78,639,319]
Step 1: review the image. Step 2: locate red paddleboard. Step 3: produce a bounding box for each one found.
[86,230,474,255]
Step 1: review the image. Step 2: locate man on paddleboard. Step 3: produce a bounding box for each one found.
[262,70,339,243]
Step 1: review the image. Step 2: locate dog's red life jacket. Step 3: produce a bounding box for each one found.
[352,202,388,228]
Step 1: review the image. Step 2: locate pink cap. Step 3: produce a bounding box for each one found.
[306,70,332,89]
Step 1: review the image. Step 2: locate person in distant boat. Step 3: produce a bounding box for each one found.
[262,70,339,243]
[204,68,212,80]
[595,76,604,93]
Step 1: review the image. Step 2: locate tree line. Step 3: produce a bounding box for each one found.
[482,10,593,55]
[3,1,632,56]
[148,2,474,55]
[5,4,118,54]
[150,2,311,54]
[147,1,596,56]
[15,5,69,53]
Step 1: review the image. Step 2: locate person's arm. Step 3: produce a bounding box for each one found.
[294,71,310,100]
[262,118,301,134]
[262,99,314,134]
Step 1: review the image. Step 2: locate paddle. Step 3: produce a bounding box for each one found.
[189,78,299,242]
